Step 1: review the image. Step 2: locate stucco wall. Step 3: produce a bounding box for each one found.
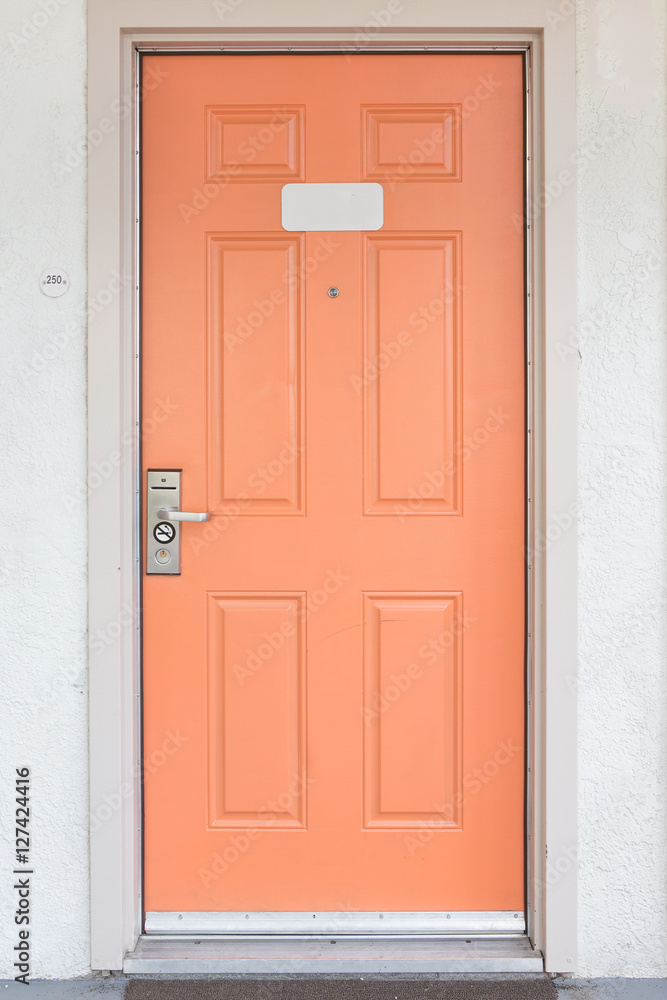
[576,0,667,978]
[0,0,665,980]
[0,0,90,980]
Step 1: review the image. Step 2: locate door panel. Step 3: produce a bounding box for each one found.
[207,234,305,513]
[363,233,460,513]
[142,53,525,913]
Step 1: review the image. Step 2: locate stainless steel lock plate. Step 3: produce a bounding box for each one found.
[147,470,182,575]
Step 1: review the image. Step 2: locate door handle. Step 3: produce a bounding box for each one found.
[157,507,211,523]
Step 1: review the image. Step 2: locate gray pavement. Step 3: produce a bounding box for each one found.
[555,981,667,999]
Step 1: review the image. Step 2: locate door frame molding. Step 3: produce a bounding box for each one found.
[87,0,577,974]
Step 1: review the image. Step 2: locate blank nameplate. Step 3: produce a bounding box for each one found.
[281,183,384,231]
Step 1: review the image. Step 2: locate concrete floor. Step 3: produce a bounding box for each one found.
[1,978,665,999]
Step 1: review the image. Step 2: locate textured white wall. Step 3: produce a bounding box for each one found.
[0,0,90,979]
[576,0,667,978]
[0,0,665,980]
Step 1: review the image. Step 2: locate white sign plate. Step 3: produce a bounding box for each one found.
[40,269,69,297]
[281,183,383,232]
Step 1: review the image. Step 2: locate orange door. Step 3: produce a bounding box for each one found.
[142,53,525,914]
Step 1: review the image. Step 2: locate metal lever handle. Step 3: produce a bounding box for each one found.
[157,507,210,523]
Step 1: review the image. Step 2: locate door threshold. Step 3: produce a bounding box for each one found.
[123,934,543,974]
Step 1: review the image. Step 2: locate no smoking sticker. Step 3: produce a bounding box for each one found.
[154,521,176,544]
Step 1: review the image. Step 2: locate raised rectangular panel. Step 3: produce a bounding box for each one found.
[362,106,462,182]
[206,106,305,182]
[207,593,307,829]
[363,593,463,830]
[362,234,461,515]
[207,235,305,514]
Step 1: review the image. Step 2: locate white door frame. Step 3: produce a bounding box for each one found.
[87,0,577,974]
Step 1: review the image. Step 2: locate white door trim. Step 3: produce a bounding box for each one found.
[87,0,577,975]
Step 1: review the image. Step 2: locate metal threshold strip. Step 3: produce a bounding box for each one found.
[124,934,542,974]
[125,913,542,973]
[145,910,526,935]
